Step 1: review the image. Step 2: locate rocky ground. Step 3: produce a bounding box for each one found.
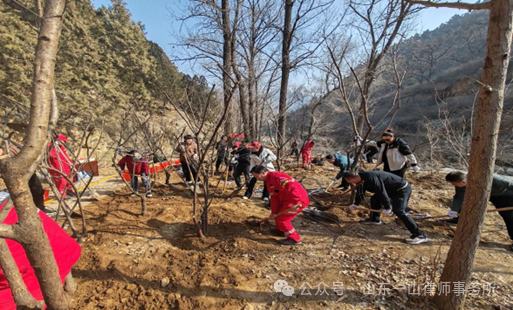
[66,164,513,309]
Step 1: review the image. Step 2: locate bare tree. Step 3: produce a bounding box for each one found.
[167,82,237,236]
[408,1,513,309]
[0,0,72,308]
[348,0,418,133]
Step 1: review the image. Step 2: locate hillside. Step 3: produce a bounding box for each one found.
[289,10,513,169]
[0,0,206,137]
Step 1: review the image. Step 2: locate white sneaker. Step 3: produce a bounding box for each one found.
[263,197,269,202]
[242,196,249,200]
[146,193,152,198]
[131,192,138,197]
[406,234,429,245]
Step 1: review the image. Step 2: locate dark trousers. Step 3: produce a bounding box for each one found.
[29,174,45,211]
[234,164,251,188]
[366,148,378,163]
[244,178,269,199]
[370,184,423,236]
[131,175,150,193]
[490,194,513,241]
[215,156,228,172]
[386,166,408,178]
[338,178,350,189]
[182,162,198,182]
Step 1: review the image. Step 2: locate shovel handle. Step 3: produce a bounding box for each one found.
[259,205,302,223]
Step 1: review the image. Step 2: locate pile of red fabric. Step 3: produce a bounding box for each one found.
[0,199,81,309]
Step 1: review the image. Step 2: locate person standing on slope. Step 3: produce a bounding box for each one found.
[300,140,315,169]
[243,142,276,201]
[118,150,152,197]
[374,129,419,178]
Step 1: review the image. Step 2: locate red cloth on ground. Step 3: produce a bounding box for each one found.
[300,140,314,168]
[0,201,81,310]
[266,171,309,242]
[118,155,149,175]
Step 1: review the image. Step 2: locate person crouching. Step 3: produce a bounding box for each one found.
[251,165,309,246]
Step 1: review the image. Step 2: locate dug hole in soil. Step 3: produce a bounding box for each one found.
[71,165,513,309]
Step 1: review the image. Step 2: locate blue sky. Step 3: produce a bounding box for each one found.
[91,0,469,77]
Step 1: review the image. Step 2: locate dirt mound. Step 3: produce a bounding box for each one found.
[71,167,513,309]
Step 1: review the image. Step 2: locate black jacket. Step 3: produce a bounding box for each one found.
[354,171,408,209]
[234,148,252,167]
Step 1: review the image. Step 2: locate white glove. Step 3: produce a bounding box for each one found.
[447,210,458,218]
[192,154,199,159]
[332,177,338,182]
[349,204,359,211]
[412,165,420,173]
[382,208,393,216]
[228,148,233,152]
[119,169,125,174]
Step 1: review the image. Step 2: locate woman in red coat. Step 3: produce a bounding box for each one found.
[47,135,73,198]
[300,140,315,169]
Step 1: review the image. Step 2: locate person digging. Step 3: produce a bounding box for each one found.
[326,153,357,190]
[343,170,429,245]
[251,165,309,246]
[445,171,513,252]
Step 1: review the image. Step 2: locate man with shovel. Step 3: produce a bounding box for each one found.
[326,153,357,190]
[343,170,429,245]
[446,171,513,251]
[251,165,309,246]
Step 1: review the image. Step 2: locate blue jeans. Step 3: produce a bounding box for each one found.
[131,174,150,193]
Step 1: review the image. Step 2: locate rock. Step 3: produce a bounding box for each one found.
[161,277,170,288]
[506,167,513,176]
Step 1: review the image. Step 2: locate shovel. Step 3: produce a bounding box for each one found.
[415,206,513,221]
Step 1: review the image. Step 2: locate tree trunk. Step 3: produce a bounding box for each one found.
[222,0,233,135]
[277,0,293,164]
[433,1,513,309]
[0,240,41,308]
[0,1,70,308]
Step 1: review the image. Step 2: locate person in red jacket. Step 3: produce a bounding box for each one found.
[300,140,315,169]
[47,134,73,198]
[251,165,309,245]
[118,150,152,197]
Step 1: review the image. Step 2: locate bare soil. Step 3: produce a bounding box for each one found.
[70,165,513,309]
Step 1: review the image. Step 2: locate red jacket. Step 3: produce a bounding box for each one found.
[47,143,72,176]
[265,171,309,214]
[118,155,149,175]
[0,200,81,309]
[300,140,314,154]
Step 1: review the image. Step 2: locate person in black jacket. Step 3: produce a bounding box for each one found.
[343,170,428,245]
[446,171,513,251]
[232,139,253,190]
[215,135,229,174]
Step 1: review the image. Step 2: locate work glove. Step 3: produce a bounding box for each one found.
[332,177,338,182]
[119,169,125,174]
[412,165,420,173]
[349,204,359,211]
[447,210,458,218]
[382,208,393,216]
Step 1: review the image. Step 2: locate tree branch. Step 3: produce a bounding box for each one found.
[0,224,17,241]
[406,0,491,10]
